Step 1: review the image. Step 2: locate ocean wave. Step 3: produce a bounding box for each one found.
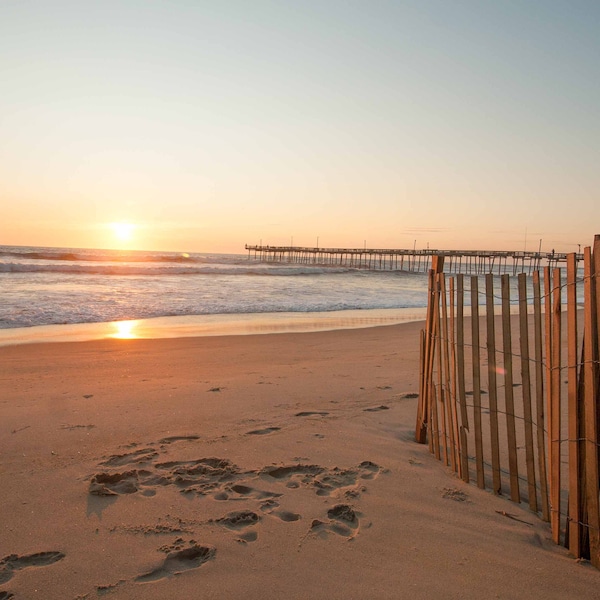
[0,262,355,277]
[0,248,206,263]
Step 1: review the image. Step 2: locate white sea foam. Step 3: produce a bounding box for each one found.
[0,262,354,276]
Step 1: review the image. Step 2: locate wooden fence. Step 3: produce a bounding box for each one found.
[415,235,600,566]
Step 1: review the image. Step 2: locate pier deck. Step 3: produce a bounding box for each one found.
[245,245,579,275]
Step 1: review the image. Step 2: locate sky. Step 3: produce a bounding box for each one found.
[1,1,598,254]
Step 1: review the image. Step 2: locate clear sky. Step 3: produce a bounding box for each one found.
[1,1,598,254]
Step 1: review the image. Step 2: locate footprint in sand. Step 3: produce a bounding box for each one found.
[61,424,95,430]
[100,448,158,467]
[214,483,281,501]
[164,458,242,496]
[310,504,360,540]
[247,427,281,435]
[272,510,301,522]
[261,464,325,480]
[0,552,65,585]
[357,460,382,479]
[89,471,142,496]
[213,510,261,542]
[260,498,279,509]
[295,411,329,417]
[135,545,216,583]
[93,451,243,500]
[260,461,382,498]
[90,457,247,498]
[257,499,301,522]
[159,435,201,444]
[442,488,469,502]
[89,444,384,526]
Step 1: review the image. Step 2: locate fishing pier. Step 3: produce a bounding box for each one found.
[245,245,578,275]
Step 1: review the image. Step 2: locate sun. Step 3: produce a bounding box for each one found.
[111,222,136,242]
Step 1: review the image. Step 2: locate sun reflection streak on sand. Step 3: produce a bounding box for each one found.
[0,308,428,347]
[110,320,140,339]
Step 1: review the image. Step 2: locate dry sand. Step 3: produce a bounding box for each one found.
[1,322,599,599]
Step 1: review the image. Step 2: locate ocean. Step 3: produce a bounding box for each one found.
[0,245,431,345]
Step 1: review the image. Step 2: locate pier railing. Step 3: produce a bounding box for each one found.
[415,235,600,567]
[245,244,580,275]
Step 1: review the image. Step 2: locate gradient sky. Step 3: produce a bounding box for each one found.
[1,1,598,254]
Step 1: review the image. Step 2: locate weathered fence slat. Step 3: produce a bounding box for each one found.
[485,274,502,495]
[583,245,600,567]
[518,273,537,512]
[532,270,550,521]
[449,278,462,477]
[431,383,441,460]
[471,276,485,488]
[501,274,520,503]
[436,275,448,466]
[418,328,425,443]
[456,274,470,482]
[416,269,436,444]
[550,268,562,544]
[543,267,555,532]
[566,253,581,555]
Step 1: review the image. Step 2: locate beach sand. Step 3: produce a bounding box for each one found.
[1,322,599,599]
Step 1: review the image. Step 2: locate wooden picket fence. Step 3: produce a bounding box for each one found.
[415,235,600,566]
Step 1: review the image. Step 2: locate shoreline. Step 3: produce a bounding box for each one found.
[0,306,427,347]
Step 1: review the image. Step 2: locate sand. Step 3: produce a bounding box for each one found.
[1,322,599,599]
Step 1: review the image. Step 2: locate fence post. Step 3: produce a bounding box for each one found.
[440,274,458,472]
[415,256,444,443]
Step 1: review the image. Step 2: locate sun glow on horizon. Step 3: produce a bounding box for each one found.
[111,222,136,243]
